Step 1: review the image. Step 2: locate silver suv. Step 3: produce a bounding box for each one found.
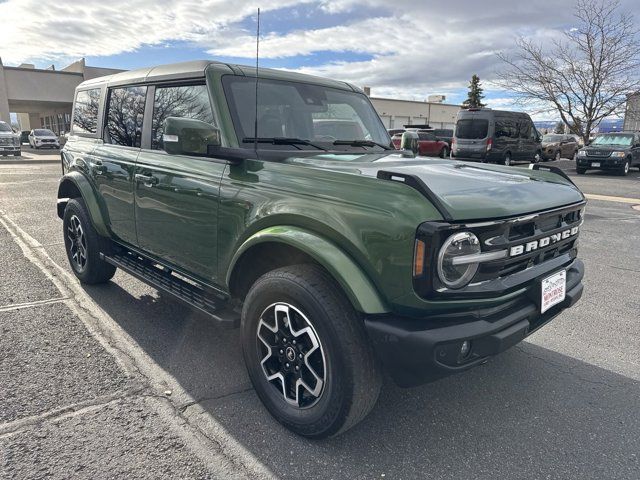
[0,121,21,157]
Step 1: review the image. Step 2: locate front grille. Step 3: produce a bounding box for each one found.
[586,150,610,157]
[472,205,582,282]
[41,139,55,143]
[414,202,585,299]
[0,138,12,145]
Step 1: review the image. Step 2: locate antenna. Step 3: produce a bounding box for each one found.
[253,8,260,153]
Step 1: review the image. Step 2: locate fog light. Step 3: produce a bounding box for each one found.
[460,340,471,358]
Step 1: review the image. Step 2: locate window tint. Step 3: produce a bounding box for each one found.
[455,119,488,139]
[151,84,214,150]
[105,86,146,147]
[72,89,101,135]
[519,120,532,139]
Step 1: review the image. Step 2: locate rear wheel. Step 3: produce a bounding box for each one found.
[63,198,116,284]
[241,264,382,438]
[503,153,512,166]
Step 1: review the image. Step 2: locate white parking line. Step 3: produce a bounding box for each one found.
[0,297,69,312]
[584,193,640,205]
[0,210,273,479]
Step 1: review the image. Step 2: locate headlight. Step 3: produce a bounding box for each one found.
[577,150,586,157]
[437,232,481,289]
[611,151,626,158]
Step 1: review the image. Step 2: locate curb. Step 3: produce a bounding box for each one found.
[0,159,60,165]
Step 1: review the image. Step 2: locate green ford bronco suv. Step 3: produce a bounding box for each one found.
[57,60,585,438]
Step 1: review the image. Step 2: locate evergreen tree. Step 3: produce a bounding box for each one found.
[462,74,486,108]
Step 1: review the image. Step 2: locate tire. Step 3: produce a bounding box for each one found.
[241,264,382,438]
[63,198,116,284]
[555,151,561,161]
[439,147,449,159]
[576,167,586,174]
[533,151,542,163]
[503,153,512,166]
[619,160,630,176]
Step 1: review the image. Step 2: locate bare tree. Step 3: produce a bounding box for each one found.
[496,0,640,143]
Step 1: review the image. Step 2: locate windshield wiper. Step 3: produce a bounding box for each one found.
[242,137,328,151]
[332,139,393,150]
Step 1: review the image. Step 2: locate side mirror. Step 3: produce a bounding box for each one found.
[163,117,221,156]
[400,131,419,157]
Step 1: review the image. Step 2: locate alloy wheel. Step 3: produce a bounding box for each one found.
[256,303,326,409]
[67,214,88,271]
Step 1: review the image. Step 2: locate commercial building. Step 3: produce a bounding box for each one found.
[367,94,461,130]
[0,58,122,134]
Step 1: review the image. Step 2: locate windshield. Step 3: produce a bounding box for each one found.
[34,129,55,136]
[0,122,12,132]
[543,134,564,142]
[455,119,488,139]
[591,134,632,146]
[222,76,390,153]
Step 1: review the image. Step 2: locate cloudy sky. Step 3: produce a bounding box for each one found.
[0,0,637,113]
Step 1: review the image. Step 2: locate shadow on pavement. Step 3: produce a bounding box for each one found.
[80,280,640,480]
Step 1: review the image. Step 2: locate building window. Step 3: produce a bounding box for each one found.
[151,84,214,150]
[72,88,101,135]
[105,86,146,148]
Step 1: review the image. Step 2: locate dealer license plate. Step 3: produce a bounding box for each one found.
[591,162,601,167]
[541,270,566,313]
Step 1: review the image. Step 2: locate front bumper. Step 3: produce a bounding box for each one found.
[0,145,20,154]
[364,258,584,387]
[576,156,624,169]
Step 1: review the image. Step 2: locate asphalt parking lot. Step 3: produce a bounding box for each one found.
[1,152,639,479]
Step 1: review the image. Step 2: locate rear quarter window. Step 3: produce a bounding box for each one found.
[72,88,101,135]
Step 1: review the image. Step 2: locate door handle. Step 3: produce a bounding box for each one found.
[91,159,107,174]
[135,173,159,187]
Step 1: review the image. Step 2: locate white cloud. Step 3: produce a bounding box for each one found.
[0,0,637,106]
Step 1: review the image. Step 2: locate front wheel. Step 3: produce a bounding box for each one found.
[63,198,116,284]
[554,151,561,161]
[576,167,586,174]
[439,147,449,159]
[241,264,382,438]
[619,160,630,176]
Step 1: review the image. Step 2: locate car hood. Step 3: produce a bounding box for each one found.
[0,131,15,137]
[285,153,585,220]
[541,141,560,148]
[582,144,630,152]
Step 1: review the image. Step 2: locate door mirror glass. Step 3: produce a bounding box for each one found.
[400,131,419,156]
[162,117,221,156]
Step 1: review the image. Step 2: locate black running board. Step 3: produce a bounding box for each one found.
[101,250,240,328]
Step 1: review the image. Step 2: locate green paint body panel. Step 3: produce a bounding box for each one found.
[58,60,586,317]
[228,226,388,314]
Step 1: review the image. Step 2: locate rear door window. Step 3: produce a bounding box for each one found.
[72,88,101,135]
[105,86,147,147]
[455,119,488,139]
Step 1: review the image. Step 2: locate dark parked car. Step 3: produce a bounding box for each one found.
[576,131,640,175]
[433,128,454,146]
[57,60,585,438]
[541,134,579,161]
[451,109,542,166]
[392,130,449,157]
